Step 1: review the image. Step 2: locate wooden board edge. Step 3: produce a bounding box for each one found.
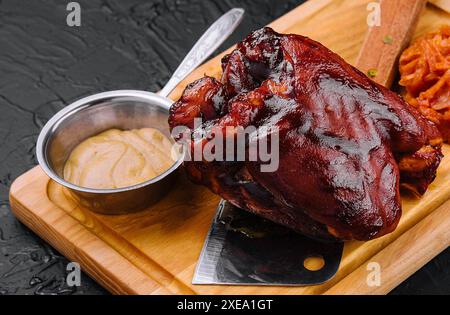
[9,166,450,294]
[9,178,175,295]
[325,199,450,294]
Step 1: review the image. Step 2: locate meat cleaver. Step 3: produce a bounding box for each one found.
[192,200,343,286]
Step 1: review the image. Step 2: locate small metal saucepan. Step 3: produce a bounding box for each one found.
[36,9,244,214]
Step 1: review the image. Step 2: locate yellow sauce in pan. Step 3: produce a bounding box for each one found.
[63,128,176,189]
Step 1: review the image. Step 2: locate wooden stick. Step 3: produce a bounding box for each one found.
[355,0,427,88]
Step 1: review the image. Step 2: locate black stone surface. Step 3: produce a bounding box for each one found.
[0,0,448,295]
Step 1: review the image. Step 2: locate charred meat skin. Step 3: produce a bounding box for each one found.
[169,27,443,241]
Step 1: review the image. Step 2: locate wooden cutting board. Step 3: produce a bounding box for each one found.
[9,0,450,294]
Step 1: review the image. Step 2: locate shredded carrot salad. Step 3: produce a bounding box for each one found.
[399,25,450,142]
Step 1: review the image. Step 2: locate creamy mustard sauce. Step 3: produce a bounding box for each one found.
[63,128,176,189]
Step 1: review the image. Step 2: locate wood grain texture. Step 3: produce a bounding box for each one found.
[325,199,450,295]
[9,0,450,295]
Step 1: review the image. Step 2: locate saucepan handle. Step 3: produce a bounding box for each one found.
[158,8,244,98]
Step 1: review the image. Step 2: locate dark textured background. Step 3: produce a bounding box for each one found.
[0,0,448,295]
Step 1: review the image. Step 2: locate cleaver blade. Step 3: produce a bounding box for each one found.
[193,199,343,286]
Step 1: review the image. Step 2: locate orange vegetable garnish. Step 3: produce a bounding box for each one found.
[399,25,450,142]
